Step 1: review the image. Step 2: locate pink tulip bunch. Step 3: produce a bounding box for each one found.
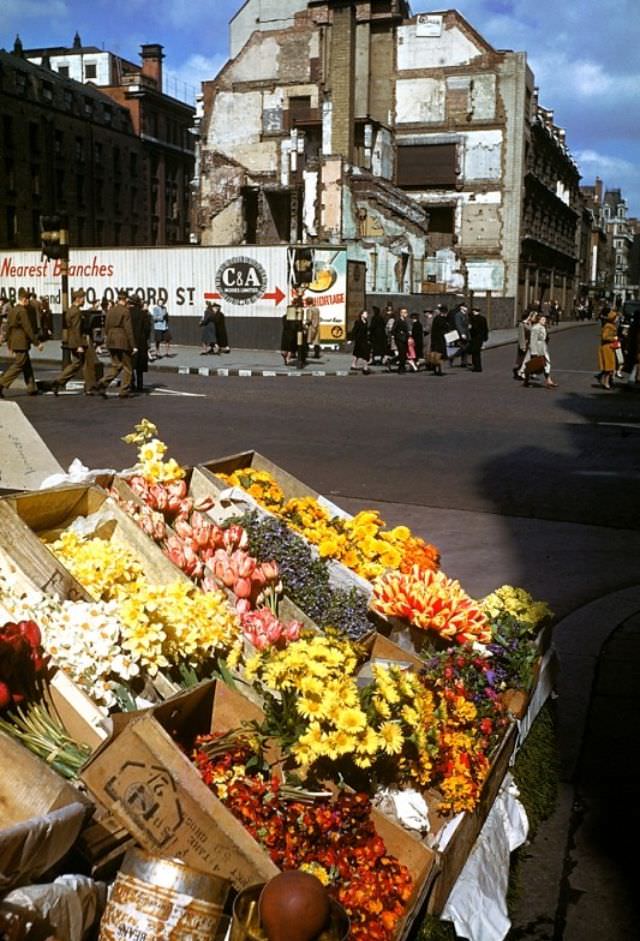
[128,476,195,520]
[203,547,280,611]
[240,607,303,651]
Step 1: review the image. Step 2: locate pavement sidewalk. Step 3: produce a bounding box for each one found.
[26,320,592,378]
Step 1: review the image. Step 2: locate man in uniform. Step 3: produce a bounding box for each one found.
[95,289,137,398]
[0,288,43,397]
[50,289,98,394]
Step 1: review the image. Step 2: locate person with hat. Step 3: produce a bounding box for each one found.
[94,289,137,398]
[50,288,98,395]
[0,287,43,397]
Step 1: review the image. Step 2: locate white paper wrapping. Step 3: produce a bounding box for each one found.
[1,873,106,941]
[441,774,529,941]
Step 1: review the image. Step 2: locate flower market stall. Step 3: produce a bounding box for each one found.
[0,418,555,941]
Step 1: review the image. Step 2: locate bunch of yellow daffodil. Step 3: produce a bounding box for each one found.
[49,532,241,677]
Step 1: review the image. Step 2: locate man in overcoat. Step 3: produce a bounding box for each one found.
[0,288,43,396]
[95,289,137,398]
[50,289,98,394]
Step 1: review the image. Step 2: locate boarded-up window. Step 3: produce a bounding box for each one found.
[428,206,455,233]
[397,143,457,188]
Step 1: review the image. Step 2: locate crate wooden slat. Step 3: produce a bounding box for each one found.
[0,730,90,828]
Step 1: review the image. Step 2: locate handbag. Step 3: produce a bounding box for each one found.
[443,329,460,345]
[610,339,621,349]
[525,354,546,375]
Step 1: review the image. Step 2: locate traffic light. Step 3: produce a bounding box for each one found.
[40,214,68,261]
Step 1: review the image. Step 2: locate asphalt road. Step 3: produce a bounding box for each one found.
[7,322,640,614]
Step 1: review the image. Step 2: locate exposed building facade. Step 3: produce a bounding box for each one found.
[0,36,195,250]
[603,188,635,303]
[579,177,612,300]
[196,1,582,325]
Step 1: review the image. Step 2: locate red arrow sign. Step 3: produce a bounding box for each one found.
[203,286,285,305]
[263,286,286,305]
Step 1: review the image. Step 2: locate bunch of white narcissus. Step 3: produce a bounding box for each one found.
[0,571,138,709]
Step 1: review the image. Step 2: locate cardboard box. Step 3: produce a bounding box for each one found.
[81,680,437,937]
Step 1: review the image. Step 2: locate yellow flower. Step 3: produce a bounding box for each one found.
[379,721,404,755]
[335,706,367,734]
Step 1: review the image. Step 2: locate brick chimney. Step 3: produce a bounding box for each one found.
[140,43,164,90]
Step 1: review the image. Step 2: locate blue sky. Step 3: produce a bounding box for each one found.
[3,0,639,215]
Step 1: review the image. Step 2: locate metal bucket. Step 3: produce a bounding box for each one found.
[230,883,350,941]
[98,848,231,941]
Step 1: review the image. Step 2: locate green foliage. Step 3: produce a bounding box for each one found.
[413,915,458,940]
[512,701,559,836]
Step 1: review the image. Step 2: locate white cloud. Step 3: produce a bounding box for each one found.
[0,0,67,25]
[575,151,634,174]
[165,52,228,103]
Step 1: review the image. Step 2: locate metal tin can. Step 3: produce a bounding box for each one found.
[98,848,230,941]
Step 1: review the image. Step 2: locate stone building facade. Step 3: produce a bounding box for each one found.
[0,36,195,250]
[196,1,581,325]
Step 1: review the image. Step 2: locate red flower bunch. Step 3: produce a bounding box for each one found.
[193,734,413,941]
[0,619,47,711]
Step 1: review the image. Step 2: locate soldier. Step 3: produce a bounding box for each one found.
[95,289,137,398]
[50,289,99,395]
[0,288,43,397]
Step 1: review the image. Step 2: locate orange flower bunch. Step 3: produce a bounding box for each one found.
[371,566,492,647]
[398,535,441,575]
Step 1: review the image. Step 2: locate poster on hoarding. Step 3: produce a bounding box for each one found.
[288,246,347,341]
[0,245,347,339]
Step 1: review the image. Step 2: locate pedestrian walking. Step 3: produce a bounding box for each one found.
[95,289,137,398]
[200,302,218,354]
[129,298,152,393]
[468,307,489,372]
[369,306,387,365]
[39,296,54,341]
[520,314,557,388]
[384,306,397,364]
[50,288,99,395]
[427,305,449,376]
[513,310,534,379]
[393,308,410,373]
[450,303,470,367]
[212,303,230,353]
[280,306,298,366]
[0,288,43,397]
[596,309,619,390]
[410,312,425,365]
[151,301,171,358]
[351,310,371,374]
[304,297,321,360]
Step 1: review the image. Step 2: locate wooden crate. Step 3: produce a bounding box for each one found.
[0,485,192,596]
[426,723,518,914]
[81,680,437,937]
[0,730,90,829]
